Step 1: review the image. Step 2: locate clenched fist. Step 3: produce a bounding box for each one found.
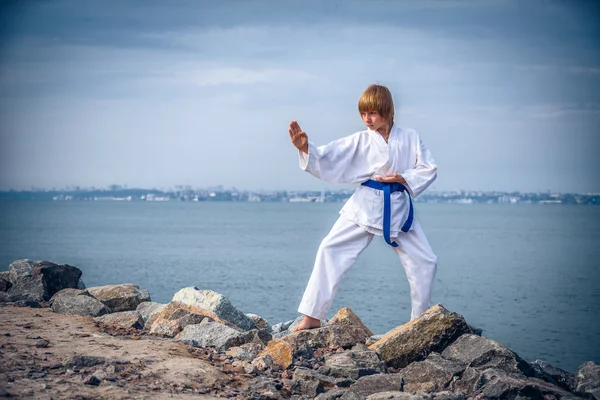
[289,120,308,153]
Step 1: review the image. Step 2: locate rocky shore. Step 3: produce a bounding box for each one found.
[1,259,598,400]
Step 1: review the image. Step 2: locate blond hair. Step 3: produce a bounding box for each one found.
[358,84,395,122]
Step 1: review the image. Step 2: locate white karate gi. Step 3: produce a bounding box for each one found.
[297,124,438,321]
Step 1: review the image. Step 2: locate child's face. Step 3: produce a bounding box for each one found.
[361,111,388,131]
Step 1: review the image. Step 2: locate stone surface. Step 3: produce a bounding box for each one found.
[455,367,573,399]
[292,377,325,397]
[136,301,166,324]
[282,325,370,352]
[87,283,150,312]
[294,367,353,388]
[6,260,82,302]
[530,359,575,392]
[51,289,111,317]
[399,352,464,394]
[246,313,270,330]
[145,301,217,337]
[366,392,427,400]
[272,319,295,334]
[174,322,251,351]
[320,350,386,380]
[259,338,295,369]
[575,361,600,400]
[345,373,404,398]
[441,334,533,376]
[149,318,184,337]
[94,311,144,329]
[0,277,11,292]
[328,307,374,337]
[369,304,472,369]
[172,286,256,331]
[316,388,345,399]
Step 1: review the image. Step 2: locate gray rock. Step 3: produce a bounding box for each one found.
[292,377,325,397]
[441,334,533,377]
[320,350,386,380]
[243,376,283,394]
[174,322,251,351]
[294,367,354,388]
[77,279,86,290]
[246,313,270,331]
[6,260,82,302]
[575,361,600,400]
[172,287,256,331]
[432,391,465,400]
[51,289,111,317]
[94,311,144,329]
[345,373,404,398]
[366,392,428,400]
[315,388,345,399]
[87,283,150,312]
[62,355,106,368]
[136,301,167,324]
[0,276,11,292]
[530,359,575,392]
[282,325,370,351]
[271,319,295,334]
[399,352,464,394]
[369,304,472,369]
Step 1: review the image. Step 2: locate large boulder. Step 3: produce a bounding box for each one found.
[441,334,534,377]
[259,338,295,369]
[319,350,386,380]
[94,311,144,329]
[282,325,370,352]
[530,359,575,392]
[87,283,150,312]
[172,287,256,331]
[398,352,464,394]
[369,304,471,369]
[343,373,404,398]
[136,301,167,324]
[246,313,270,331]
[174,322,256,351]
[51,289,111,317]
[575,361,600,400]
[327,307,374,337]
[145,302,217,337]
[5,259,82,302]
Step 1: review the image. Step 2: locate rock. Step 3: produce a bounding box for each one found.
[172,287,256,331]
[174,322,252,351]
[282,325,370,352]
[440,334,534,377]
[455,367,573,399]
[295,367,353,389]
[272,319,295,334]
[77,279,86,290]
[575,361,600,400]
[328,307,374,337]
[84,375,101,386]
[316,388,345,399]
[136,301,167,324]
[344,373,404,398]
[6,259,82,302]
[369,304,472,369]
[366,392,427,400]
[51,289,111,317]
[243,376,283,394]
[530,359,575,392]
[146,302,216,337]
[252,354,274,371]
[259,338,295,369]
[432,391,465,400]
[399,352,464,394]
[292,377,325,397]
[87,283,150,312]
[62,355,107,368]
[149,318,184,337]
[94,311,144,329]
[246,313,270,330]
[319,350,386,380]
[0,278,11,292]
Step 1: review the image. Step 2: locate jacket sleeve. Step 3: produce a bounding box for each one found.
[298,134,362,184]
[401,134,437,197]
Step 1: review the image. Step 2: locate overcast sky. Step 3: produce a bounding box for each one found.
[0,0,598,193]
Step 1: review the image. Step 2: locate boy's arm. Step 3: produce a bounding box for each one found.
[400,137,437,197]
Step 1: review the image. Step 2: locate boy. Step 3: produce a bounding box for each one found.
[288,84,438,332]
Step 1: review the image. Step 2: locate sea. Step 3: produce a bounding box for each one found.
[0,200,599,373]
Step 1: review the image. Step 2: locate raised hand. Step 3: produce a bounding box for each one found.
[289,120,309,153]
[374,172,407,185]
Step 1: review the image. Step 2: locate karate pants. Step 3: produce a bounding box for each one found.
[298,215,438,321]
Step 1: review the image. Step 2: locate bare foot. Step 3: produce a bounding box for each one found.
[292,316,321,332]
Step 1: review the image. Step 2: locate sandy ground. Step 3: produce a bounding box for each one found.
[0,303,254,399]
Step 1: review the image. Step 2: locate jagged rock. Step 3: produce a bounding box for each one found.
[0,277,11,292]
[316,388,345,399]
[530,359,575,392]
[174,322,253,351]
[272,319,295,334]
[328,308,374,337]
[51,289,111,317]
[246,313,270,330]
[366,392,428,400]
[455,367,574,399]
[260,338,295,369]
[432,391,465,400]
[399,352,464,393]
[94,311,144,329]
[136,301,166,324]
[575,361,600,400]
[172,287,256,331]
[62,355,107,368]
[344,373,404,398]
[87,283,150,312]
[295,367,354,388]
[252,354,274,372]
[369,304,471,369]
[77,279,86,289]
[6,259,82,302]
[441,334,534,377]
[292,377,325,397]
[282,325,370,352]
[147,304,209,337]
[319,350,386,380]
[226,346,257,361]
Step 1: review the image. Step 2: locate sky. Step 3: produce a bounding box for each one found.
[0,0,599,193]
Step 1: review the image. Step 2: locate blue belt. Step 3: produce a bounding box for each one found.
[361,179,414,247]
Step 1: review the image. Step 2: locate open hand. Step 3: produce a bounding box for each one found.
[374,172,407,185]
[289,120,308,153]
